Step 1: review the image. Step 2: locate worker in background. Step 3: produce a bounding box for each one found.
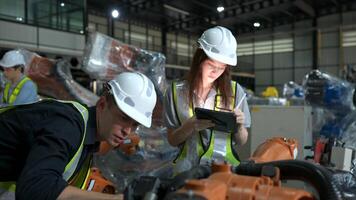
[0,50,38,107]
[0,71,157,200]
[164,26,251,175]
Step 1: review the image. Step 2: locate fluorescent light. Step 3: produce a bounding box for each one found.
[60,2,65,7]
[253,22,261,27]
[217,6,224,12]
[111,9,119,18]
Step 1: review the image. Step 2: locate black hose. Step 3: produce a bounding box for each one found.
[234,160,344,200]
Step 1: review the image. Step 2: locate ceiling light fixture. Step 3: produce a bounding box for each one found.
[60,2,65,7]
[111,9,119,18]
[217,6,225,12]
[253,22,261,27]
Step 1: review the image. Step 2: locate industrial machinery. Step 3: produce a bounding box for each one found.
[123,137,347,200]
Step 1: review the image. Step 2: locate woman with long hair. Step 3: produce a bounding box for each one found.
[164,26,251,174]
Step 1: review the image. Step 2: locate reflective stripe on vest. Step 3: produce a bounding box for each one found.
[172,80,240,168]
[0,100,89,193]
[58,100,89,182]
[172,81,204,164]
[69,155,92,190]
[3,76,31,104]
[199,81,240,165]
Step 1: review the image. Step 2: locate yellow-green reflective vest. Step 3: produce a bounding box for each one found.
[3,76,33,104]
[171,81,240,174]
[0,100,92,196]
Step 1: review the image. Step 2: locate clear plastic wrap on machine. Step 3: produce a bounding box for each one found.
[94,125,179,192]
[20,49,99,106]
[82,32,167,101]
[339,111,356,150]
[283,81,304,99]
[303,69,355,115]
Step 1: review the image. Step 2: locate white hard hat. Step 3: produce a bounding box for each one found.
[0,50,26,68]
[197,26,237,66]
[108,72,157,128]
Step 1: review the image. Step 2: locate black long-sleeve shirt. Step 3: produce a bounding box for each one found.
[0,100,99,200]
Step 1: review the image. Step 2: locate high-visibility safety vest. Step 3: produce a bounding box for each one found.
[2,76,34,104]
[0,100,93,198]
[171,80,240,174]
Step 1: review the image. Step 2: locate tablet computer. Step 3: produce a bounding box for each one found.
[195,107,237,133]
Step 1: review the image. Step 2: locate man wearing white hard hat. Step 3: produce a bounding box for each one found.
[0,72,157,200]
[0,50,38,107]
[164,26,251,175]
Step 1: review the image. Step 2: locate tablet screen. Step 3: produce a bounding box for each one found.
[195,107,238,133]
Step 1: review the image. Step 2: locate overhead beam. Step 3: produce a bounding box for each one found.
[330,0,339,6]
[293,0,315,17]
[191,0,216,11]
[217,1,294,27]
[281,10,294,17]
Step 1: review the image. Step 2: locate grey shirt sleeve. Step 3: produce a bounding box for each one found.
[234,83,251,128]
[163,82,180,129]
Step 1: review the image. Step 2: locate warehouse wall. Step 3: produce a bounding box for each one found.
[0,19,85,56]
[240,11,356,94]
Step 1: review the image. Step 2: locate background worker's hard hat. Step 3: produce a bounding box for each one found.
[197,26,237,66]
[0,50,26,68]
[108,72,157,127]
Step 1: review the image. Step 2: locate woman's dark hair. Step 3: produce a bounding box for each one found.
[101,83,116,108]
[186,48,232,108]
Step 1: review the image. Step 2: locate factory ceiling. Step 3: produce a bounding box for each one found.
[87,0,356,35]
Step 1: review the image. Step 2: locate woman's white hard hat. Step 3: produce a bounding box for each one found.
[108,72,157,127]
[197,26,237,66]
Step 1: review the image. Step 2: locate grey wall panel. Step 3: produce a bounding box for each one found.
[321,31,339,48]
[148,29,161,37]
[115,21,128,29]
[0,20,84,56]
[238,55,253,71]
[319,48,339,65]
[295,20,312,30]
[318,14,340,28]
[342,11,356,26]
[114,28,125,39]
[318,66,339,76]
[88,15,106,25]
[295,50,312,67]
[344,47,356,64]
[39,28,85,50]
[274,52,293,68]
[239,55,253,63]
[255,71,272,85]
[274,24,292,32]
[0,20,36,43]
[294,68,311,83]
[255,54,272,69]
[97,24,107,34]
[131,25,145,33]
[294,35,312,50]
[273,69,293,85]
